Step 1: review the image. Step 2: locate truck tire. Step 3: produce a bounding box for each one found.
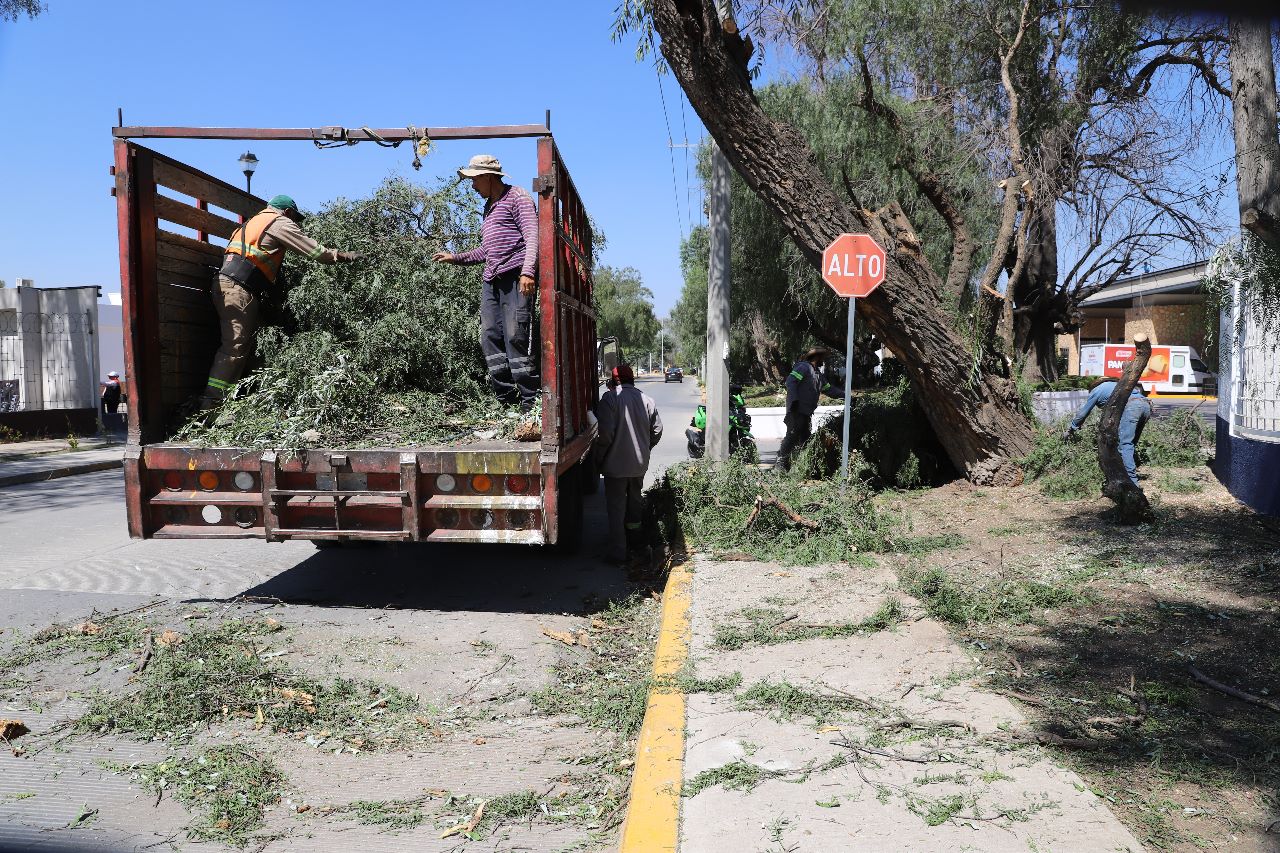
[553,464,585,554]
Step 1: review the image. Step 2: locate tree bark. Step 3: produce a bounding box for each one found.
[1097,333,1153,524]
[1227,15,1280,253]
[1011,203,1062,384]
[650,0,1034,483]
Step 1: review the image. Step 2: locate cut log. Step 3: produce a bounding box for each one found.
[1097,333,1152,523]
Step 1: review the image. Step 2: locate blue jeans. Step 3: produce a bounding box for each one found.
[1118,398,1152,486]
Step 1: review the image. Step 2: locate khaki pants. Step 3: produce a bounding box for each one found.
[205,275,260,401]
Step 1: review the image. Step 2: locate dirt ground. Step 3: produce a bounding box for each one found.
[884,465,1280,850]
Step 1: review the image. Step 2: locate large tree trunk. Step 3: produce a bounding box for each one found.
[1011,204,1062,384]
[1228,15,1280,253]
[650,0,1034,483]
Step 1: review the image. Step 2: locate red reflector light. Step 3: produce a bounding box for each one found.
[505,475,529,494]
[163,472,183,491]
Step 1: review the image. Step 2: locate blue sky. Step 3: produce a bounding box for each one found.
[0,0,706,315]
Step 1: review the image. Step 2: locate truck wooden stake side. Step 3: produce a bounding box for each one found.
[112,122,598,549]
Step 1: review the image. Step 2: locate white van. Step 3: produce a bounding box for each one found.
[1079,344,1216,395]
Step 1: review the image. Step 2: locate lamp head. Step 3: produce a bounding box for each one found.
[238,151,259,176]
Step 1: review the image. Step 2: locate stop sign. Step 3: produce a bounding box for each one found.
[822,233,886,298]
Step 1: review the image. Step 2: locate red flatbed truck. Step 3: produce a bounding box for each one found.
[112,122,598,549]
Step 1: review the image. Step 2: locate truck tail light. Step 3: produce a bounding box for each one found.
[505,475,529,494]
[163,472,183,491]
[197,471,219,491]
[471,474,493,493]
[233,472,255,491]
[436,474,456,492]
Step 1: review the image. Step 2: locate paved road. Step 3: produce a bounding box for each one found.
[0,377,701,852]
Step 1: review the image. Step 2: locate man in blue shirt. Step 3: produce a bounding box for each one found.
[1065,378,1153,486]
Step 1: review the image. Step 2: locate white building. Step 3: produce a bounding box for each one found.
[0,284,101,413]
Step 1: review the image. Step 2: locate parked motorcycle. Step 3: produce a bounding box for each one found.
[686,386,757,460]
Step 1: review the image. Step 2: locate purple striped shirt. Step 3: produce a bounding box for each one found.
[454,185,539,281]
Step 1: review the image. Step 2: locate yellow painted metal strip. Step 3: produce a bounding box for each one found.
[619,561,693,853]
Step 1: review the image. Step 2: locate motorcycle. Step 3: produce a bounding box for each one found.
[686,387,757,460]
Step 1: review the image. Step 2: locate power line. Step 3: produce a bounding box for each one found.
[677,86,694,233]
[656,71,686,238]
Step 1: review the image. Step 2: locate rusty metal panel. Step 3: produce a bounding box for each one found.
[113,124,551,142]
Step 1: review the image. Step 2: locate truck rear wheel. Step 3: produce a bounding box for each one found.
[553,464,585,554]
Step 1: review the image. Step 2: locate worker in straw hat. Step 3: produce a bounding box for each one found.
[433,155,541,417]
[200,195,359,412]
[778,347,845,472]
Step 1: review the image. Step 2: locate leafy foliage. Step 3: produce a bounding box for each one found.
[79,617,422,746]
[117,747,283,847]
[176,176,518,449]
[594,265,661,355]
[653,458,896,565]
[1021,409,1210,500]
[1204,232,1280,353]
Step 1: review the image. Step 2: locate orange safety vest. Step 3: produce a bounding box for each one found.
[224,210,285,283]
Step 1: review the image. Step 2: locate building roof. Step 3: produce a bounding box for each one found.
[1080,260,1208,307]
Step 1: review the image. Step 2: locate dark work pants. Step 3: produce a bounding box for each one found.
[604,476,645,561]
[479,270,539,407]
[776,409,812,472]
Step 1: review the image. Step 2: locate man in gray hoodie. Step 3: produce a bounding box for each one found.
[594,365,663,565]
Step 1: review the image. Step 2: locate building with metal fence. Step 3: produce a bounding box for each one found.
[0,284,101,434]
[1215,284,1280,516]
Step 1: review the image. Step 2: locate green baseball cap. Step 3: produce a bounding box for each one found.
[268,194,303,216]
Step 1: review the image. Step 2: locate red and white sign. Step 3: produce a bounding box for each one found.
[1103,344,1171,384]
[822,233,886,298]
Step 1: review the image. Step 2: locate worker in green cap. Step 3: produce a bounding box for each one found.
[200,195,359,411]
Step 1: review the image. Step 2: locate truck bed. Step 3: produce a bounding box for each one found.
[114,125,599,547]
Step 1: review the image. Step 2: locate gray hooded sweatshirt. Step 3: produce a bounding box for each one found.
[595,384,663,478]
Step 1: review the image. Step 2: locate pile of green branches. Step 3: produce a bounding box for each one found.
[650,458,897,565]
[177,176,517,449]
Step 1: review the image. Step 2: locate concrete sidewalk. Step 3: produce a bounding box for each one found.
[0,444,125,487]
[673,558,1143,852]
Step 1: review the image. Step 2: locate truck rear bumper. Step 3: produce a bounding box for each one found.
[126,433,593,545]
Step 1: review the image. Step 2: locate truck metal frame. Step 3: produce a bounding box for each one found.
[112,122,597,547]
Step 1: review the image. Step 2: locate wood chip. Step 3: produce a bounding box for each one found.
[156,629,182,647]
[540,627,580,646]
[70,621,101,636]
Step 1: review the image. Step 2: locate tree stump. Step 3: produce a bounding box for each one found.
[1097,333,1153,523]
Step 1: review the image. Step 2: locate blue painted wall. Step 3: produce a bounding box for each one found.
[1214,416,1280,516]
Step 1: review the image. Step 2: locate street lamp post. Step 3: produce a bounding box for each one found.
[238,151,258,195]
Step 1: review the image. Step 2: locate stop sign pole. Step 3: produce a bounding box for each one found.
[821,234,886,487]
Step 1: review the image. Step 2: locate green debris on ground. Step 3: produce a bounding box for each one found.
[174,176,521,450]
[684,754,851,797]
[712,598,902,651]
[651,457,897,565]
[735,678,872,727]
[900,554,1101,626]
[0,615,148,687]
[530,595,660,739]
[77,617,421,747]
[114,746,284,847]
[1020,409,1211,501]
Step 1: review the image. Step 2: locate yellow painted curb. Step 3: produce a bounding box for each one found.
[1149,392,1215,400]
[619,561,693,853]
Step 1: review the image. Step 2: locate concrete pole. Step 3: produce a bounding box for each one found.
[706,139,731,461]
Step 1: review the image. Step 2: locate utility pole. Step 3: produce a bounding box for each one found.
[706,138,731,461]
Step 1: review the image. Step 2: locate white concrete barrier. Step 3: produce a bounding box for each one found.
[745,405,844,440]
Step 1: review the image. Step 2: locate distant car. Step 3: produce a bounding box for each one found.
[664,366,684,383]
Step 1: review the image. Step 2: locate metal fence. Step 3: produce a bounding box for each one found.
[1221,284,1280,443]
[0,309,98,411]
